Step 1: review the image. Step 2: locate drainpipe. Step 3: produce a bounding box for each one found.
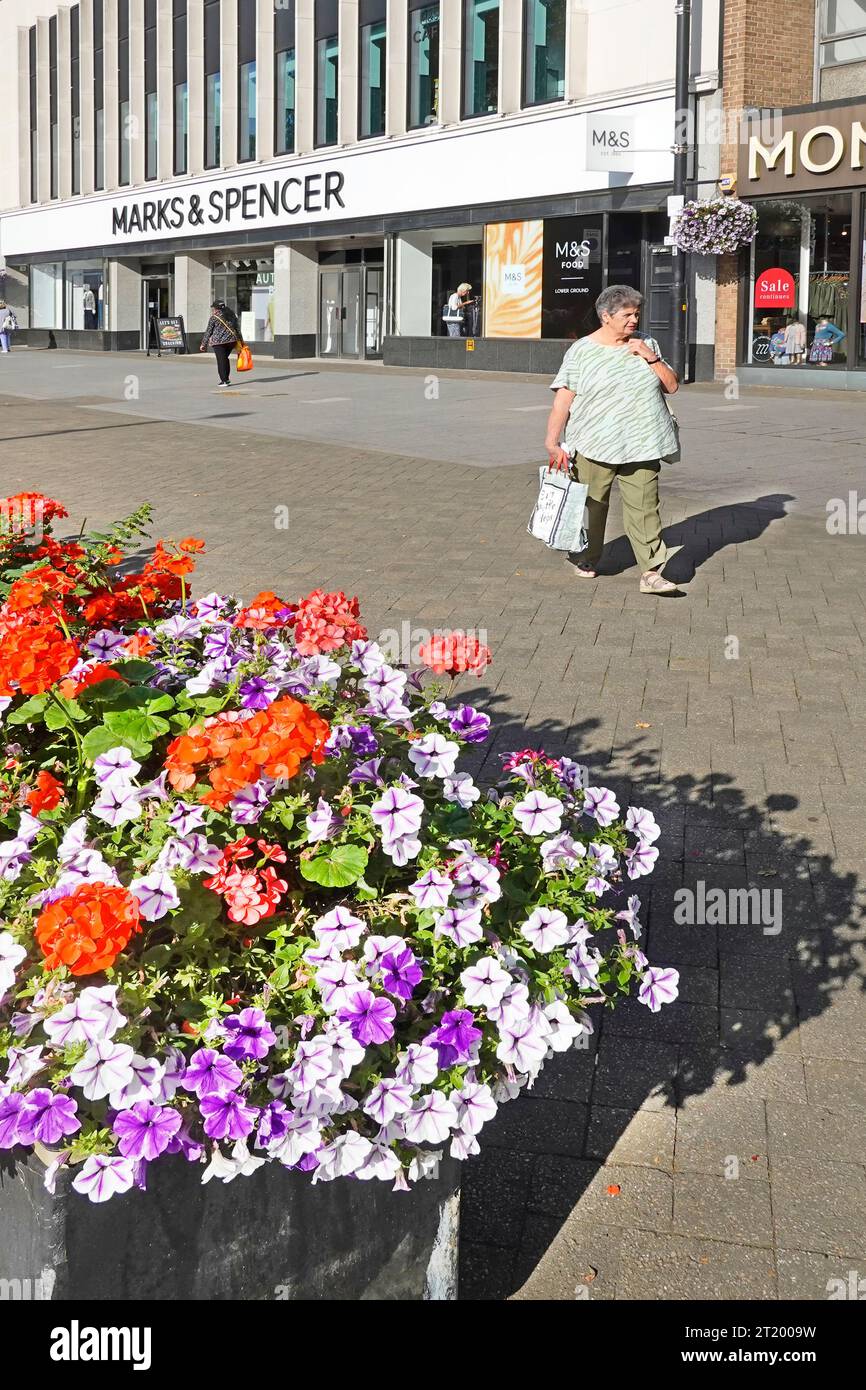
[671,0,692,381]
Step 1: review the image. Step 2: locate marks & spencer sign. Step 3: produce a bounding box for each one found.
[111,171,346,236]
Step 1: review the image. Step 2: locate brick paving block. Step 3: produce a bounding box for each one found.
[771,1157,866,1257]
[767,1100,866,1167]
[585,1105,676,1170]
[677,1046,808,1107]
[460,1149,536,1247]
[720,1008,793,1050]
[530,1158,673,1232]
[674,1094,769,1181]
[529,1046,597,1104]
[458,1241,519,1301]
[477,1095,588,1157]
[603,995,719,1047]
[803,1057,866,1110]
[672,1172,774,1247]
[593,1036,679,1113]
[614,1230,778,1300]
[775,1248,866,1301]
[511,1218,623,1301]
[720,957,794,1010]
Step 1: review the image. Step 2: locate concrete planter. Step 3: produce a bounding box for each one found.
[0,1151,459,1301]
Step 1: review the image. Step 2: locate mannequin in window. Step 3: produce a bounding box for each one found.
[808,318,845,366]
[83,285,98,330]
[783,315,806,365]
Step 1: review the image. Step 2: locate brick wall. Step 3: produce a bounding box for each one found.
[713,0,816,378]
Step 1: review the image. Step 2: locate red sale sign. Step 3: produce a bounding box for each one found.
[754,268,796,309]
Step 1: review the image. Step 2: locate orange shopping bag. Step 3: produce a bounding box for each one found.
[236,344,253,372]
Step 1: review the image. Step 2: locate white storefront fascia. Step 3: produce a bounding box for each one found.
[0,96,675,259]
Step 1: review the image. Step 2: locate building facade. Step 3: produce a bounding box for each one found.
[0,0,724,372]
[715,0,866,388]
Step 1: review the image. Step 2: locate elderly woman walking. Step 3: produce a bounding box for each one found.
[544,285,682,594]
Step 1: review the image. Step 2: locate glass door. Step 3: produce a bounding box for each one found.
[365,268,383,358]
[317,267,365,358]
[142,276,173,346]
[341,268,361,359]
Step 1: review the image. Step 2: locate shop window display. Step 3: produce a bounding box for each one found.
[749,195,852,368]
[212,260,275,342]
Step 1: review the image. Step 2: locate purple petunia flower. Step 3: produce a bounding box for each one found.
[379,947,423,1002]
[337,989,396,1046]
[583,786,620,828]
[349,756,385,786]
[180,1048,243,1098]
[0,1091,28,1148]
[513,790,564,837]
[222,1008,277,1063]
[129,870,179,922]
[113,1101,182,1160]
[168,803,206,836]
[638,966,680,1013]
[229,780,273,825]
[626,842,659,879]
[199,1091,259,1141]
[239,676,279,711]
[428,1009,482,1067]
[17,1088,81,1146]
[448,705,491,744]
[71,1154,135,1203]
[86,629,129,661]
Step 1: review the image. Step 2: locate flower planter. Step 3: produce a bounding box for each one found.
[0,1150,460,1300]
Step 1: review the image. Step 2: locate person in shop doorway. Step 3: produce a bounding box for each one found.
[0,301,18,353]
[199,300,244,386]
[808,317,845,366]
[442,283,472,337]
[544,285,683,596]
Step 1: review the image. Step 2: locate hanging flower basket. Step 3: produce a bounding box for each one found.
[672,196,758,255]
[0,493,679,1207]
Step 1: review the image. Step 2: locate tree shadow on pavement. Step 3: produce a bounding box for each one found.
[452,696,864,1302]
[598,493,795,584]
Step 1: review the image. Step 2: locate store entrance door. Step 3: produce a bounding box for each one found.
[642,245,675,365]
[318,268,366,359]
[142,276,173,347]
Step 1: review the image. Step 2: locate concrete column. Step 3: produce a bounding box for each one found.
[157,0,173,179]
[565,1,587,101]
[130,0,146,184]
[220,0,238,165]
[338,0,358,146]
[36,18,51,203]
[104,0,119,191]
[386,0,406,137]
[188,0,204,173]
[439,0,461,126]
[17,28,30,207]
[395,231,433,335]
[499,0,521,115]
[108,257,141,332]
[273,241,318,355]
[257,0,275,161]
[174,251,212,335]
[58,8,73,200]
[80,0,95,196]
[295,0,314,154]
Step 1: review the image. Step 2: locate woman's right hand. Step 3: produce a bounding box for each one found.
[546,444,571,472]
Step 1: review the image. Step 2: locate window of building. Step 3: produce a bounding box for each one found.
[408,3,440,128]
[316,36,339,146]
[238,0,256,162]
[145,0,158,178]
[432,241,483,334]
[463,0,499,118]
[523,0,565,105]
[49,17,58,199]
[118,0,130,185]
[204,0,221,167]
[66,261,106,329]
[747,195,853,370]
[71,7,81,195]
[274,0,295,154]
[29,27,37,202]
[212,259,275,341]
[30,262,64,328]
[173,0,188,174]
[360,3,387,139]
[820,0,866,61]
[93,0,104,190]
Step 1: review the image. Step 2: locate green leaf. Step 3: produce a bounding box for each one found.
[43,697,86,731]
[276,805,295,831]
[82,723,147,761]
[104,708,171,746]
[300,844,369,889]
[112,659,158,683]
[6,694,48,726]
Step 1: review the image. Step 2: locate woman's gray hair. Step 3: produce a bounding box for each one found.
[595,285,644,321]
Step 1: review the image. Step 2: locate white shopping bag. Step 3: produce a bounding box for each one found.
[527,466,589,552]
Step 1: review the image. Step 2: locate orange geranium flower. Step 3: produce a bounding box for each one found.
[26,770,65,813]
[58,662,124,699]
[165,697,330,810]
[234,591,295,631]
[122,631,156,658]
[178,537,206,553]
[0,615,79,696]
[36,883,142,976]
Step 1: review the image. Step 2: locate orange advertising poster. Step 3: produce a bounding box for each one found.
[483,220,544,339]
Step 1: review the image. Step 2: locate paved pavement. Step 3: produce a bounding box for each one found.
[1,352,864,1302]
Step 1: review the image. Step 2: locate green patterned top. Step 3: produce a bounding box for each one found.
[550,337,678,466]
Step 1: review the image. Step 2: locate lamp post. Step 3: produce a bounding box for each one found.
[671,0,692,381]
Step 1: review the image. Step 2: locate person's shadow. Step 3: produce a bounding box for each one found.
[453,698,863,1301]
[597,493,794,584]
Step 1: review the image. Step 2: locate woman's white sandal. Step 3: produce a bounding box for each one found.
[640,571,679,595]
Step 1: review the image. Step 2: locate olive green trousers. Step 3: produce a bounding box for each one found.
[571,453,681,574]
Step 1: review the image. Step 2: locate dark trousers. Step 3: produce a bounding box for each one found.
[213,343,232,383]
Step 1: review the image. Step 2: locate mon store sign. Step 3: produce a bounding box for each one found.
[742,102,866,194]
